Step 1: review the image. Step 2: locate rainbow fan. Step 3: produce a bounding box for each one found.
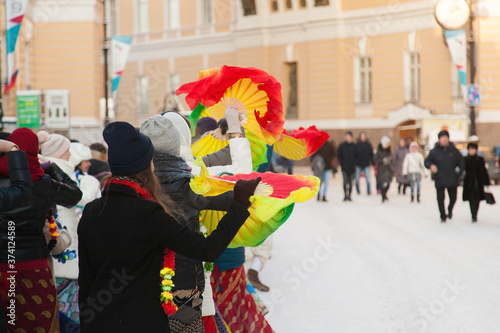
[274,126,330,160]
[191,130,269,171]
[190,159,320,247]
[177,66,284,145]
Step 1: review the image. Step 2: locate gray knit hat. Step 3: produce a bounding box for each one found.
[140,115,181,154]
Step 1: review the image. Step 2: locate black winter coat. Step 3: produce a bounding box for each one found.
[78,183,249,333]
[0,151,33,213]
[355,141,373,168]
[0,163,82,262]
[463,155,490,201]
[425,142,465,189]
[338,142,357,173]
[374,145,394,185]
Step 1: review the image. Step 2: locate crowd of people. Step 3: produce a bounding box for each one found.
[311,129,492,222]
[0,107,276,333]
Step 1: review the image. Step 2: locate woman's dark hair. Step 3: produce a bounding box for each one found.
[89,143,107,155]
[218,118,228,135]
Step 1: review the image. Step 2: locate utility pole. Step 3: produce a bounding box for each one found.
[103,0,110,126]
[468,0,477,136]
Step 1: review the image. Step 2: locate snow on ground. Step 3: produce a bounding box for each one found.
[258,167,500,333]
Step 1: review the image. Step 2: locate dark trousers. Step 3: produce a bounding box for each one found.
[469,199,480,219]
[342,170,355,198]
[436,187,457,219]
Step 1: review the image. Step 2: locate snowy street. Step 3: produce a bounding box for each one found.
[259,167,500,333]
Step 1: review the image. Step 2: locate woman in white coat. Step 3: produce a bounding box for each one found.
[402,142,427,203]
[38,132,101,324]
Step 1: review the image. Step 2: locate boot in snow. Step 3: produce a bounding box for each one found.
[417,194,420,203]
[247,269,270,292]
[411,195,414,203]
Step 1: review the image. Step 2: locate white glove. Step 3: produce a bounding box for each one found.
[225,106,241,135]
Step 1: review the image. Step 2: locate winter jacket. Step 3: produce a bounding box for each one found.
[374,145,394,185]
[0,151,33,212]
[393,147,409,184]
[463,155,490,201]
[202,145,231,167]
[338,142,357,173]
[312,141,337,171]
[355,141,373,168]
[153,150,233,292]
[424,142,465,189]
[45,157,101,280]
[402,152,427,178]
[0,163,82,263]
[180,137,252,176]
[78,182,250,333]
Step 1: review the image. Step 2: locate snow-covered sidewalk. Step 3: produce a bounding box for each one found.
[258,167,500,333]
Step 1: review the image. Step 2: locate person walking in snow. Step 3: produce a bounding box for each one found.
[463,142,490,223]
[402,142,427,203]
[311,140,337,202]
[354,131,373,195]
[374,136,394,203]
[394,138,410,195]
[425,130,465,223]
[338,131,356,201]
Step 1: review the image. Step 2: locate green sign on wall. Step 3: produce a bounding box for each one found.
[17,93,40,128]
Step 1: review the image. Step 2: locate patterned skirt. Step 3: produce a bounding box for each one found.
[0,258,59,333]
[55,277,79,325]
[211,265,273,333]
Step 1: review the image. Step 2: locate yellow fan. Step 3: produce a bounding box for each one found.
[274,134,308,161]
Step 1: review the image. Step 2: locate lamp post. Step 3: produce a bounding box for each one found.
[103,0,110,126]
[468,0,477,136]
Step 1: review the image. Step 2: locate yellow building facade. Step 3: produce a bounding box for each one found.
[113,0,500,147]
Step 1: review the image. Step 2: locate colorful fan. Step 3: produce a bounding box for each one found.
[274,126,330,160]
[191,130,269,172]
[190,159,320,247]
[177,66,284,145]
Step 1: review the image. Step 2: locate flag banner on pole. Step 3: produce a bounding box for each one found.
[444,29,467,103]
[111,36,133,93]
[5,0,28,93]
[4,69,19,94]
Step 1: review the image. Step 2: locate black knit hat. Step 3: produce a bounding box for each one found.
[438,130,450,139]
[467,142,478,150]
[103,121,155,176]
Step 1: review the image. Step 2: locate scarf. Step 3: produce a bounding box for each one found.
[103,177,178,315]
[153,150,192,183]
[0,128,45,181]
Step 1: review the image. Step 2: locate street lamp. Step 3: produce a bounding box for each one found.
[103,0,110,126]
[434,0,478,135]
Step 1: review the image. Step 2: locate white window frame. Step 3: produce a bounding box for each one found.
[204,0,213,24]
[169,0,180,29]
[354,56,372,104]
[138,76,149,115]
[404,51,420,103]
[137,0,149,34]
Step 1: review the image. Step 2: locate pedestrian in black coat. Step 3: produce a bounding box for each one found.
[374,136,394,203]
[78,122,258,333]
[354,132,373,195]
[338,131,356,201]
[463,143,490,222]
[425,130,465,222]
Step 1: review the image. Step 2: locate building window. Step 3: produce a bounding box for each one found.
[299,0,307,8]
[169,0,180,29]
[242,0,257,15]
[204,0,213,24]
[286,62,298,119]
[138,0,148,33]
[138,76,149,114]
[270,0,279,12]
[354,56,372,104]
[284,0,292,10]
[405,52,420,103]
[451,64,463,98]
[314,0,329,6]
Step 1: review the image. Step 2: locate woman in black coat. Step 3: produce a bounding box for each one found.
[374,136,394,203]
[463,143,490,222]
[78,122,258,333]
[0,128,83,333]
